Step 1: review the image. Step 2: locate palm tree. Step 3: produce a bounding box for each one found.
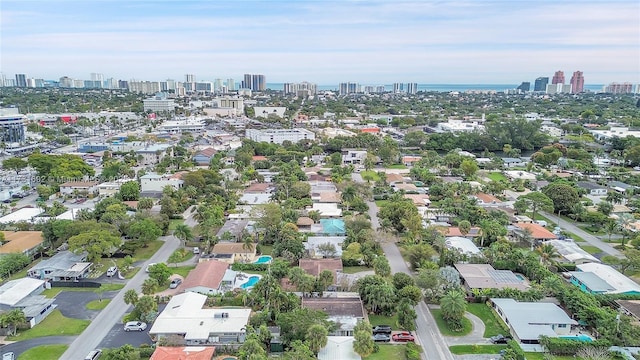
[305,324,328,355]
[173,224,192,247]
[242,233,255,254]
[536,243,559,267]
[606,191,624,205]
[617,213,634,247]
[353,328,375,357]
[440,289,467,331]
[458,220,471,237]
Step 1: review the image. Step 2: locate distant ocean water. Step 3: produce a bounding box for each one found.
[267,83,604,93]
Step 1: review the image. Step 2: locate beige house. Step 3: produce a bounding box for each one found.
[59,181,99,196]
[0,231,44,258]
[211,242,256,264]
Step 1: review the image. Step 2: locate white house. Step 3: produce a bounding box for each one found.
[577,181,608,196]
[135,144,173,166]
[545,240,600,264]
[149,292,251,346]
[445,236,481,255]
[490,298,577,344]
[140,173,184,193]
[0,278,56,328]
[59,181,99,196]
[253,107,287,118]
[341,149,368,165]
[97,179,133,198]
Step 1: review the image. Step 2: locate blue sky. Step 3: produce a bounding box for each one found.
[1,1,639,84]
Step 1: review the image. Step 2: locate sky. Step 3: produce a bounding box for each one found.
[1,0,639,85]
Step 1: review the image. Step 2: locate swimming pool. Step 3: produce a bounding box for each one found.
[560,334,593,342]
[240,276,261,289]
[515,274,525,281]
[253,255,272,264]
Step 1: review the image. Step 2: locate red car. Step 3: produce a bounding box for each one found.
[392,332,415,342]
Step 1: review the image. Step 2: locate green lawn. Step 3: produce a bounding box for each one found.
[466,303,509,337]
[487,172,507,182]
[17,344,68,360]
[169,265,196,278]
[578,244,602,255]
[259,244,273,255]
[579,225,606,236]
[8,310,89,340]
[430,309,472,336]
[361,170,381,182]
[449,344,507,354]
[42,283,124,298]
[364,344,406,360]
[375,200,389,208]
[368,314,399,330]
[169,219,184,231]
[86,299,110,310]
[386,164,407,169]
[133,240,164,261]
[169,248,193,263]
[342,266,373,274]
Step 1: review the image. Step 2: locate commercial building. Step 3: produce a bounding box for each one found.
[516,82,530,92]
[0,108,26,144]
[15,74,27,87]
[158,118,206,133]
[283,82,317,96]
[245,128,315,144]
[253,107,287,119]
[604,82,634,94]
[339,82,359,95]
[242,74,266,91]
[570,71,584,93]
[136,143,173,165]
[552,71,565,85]
[143,93,178,112]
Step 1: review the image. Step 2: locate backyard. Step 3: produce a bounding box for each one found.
[487,172,507,182]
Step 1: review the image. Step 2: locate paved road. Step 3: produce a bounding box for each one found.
[353,173,454,360]
[59,235,180,360]
[0,336,76,358]
[540,211,624,258]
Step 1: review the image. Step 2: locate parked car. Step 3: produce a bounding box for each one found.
[169,278,182,289]
[392,332,415,342]
[123,321,147,332]
[106,266,118,277]
[371,334,391,342]
[490,334,512,344]
[3,352,15,360]
[193,247,200,254]
[83,349,101,360]
[372,325,392,335]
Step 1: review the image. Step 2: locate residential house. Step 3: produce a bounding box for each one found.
[182,260,231,295]
[59,181,99,196]
[454,263,530,292]
[314,192,341,204]
[569,263,640,295]
[513,223,558,243]
[319,219,346,235]
[0,231,44,258]
[136,143,173,166]
[616,300,640,324]
[304,236,345,258]
[211,242,256,264]
[215,219,250,241]
[445,237,481,255]
[97,179,132,198]
[0,277,56,328]
[473,193,503,206]
[502,158,527,168]
[544,240,600,264]
[504,171,537,181]
[385,173,406,184]
[0,208,45,225]
[443,226,482,240]
[238,193,271,205]
[341,149,368,165]
[318,337,361,360]
[310,203,342,218]
[299,259,343,281]
[244,183,273,194]
[193,148,217,166]
[296,217,314,231]
[402,156,422,166]
[489,298,578,344]
[577,181,608,196]
[27,251,92,281]
[404,194,431,207]
[149,292,251,346]
[393,183,421,193]
[608,181,636,194]
[140,173,184,194]
[150,346,216,360]
[301,294,367,336]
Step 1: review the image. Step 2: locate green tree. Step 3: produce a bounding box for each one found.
[353,325,375,358]
[0,253,31,278]
[119,181,140,201]
[124,289,139,306]
[141,278,159,295]
[392,272,415,290]
[373,256,391,278]
[397,285,423,306]
[459,158,479,179]
[238,335,268,360]
[127,218,162,244]
[133,295,157,322]
[397,299,417,331]
[0,309,26,336]
[173,224,192,246]
[137,197,154,212]
[305,324,328,355]
[101,344,140,360]
[542,183,579,213]
[147,263,172,284]
[68,230,122,262]
[597,202,613,216]
[513,191,554,219]
[440,289,467,331]
[282,340,315,360]
[535,243,559,267]
[2,157,28,174]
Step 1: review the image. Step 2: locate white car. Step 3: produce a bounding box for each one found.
[3,352,15,360]
[123,321,147,332]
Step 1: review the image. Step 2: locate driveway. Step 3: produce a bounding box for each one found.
[154,274,185,297]
[55,291,119,320]
[97,304,166,349]
[0,336,76,359]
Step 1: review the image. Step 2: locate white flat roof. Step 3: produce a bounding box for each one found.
[0,278,45,306]
[311,203,342,217]
[576,263,640,294]
[149,292,251,340]
[445,236,481,255]
[545,240,600,263]
[0,208,45,224]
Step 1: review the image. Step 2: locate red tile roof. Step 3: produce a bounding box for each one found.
[475,192,502,204]
[181,260,229,291]
[252,155,268,161]
[515,223,557,240]
[150,346,215,360]
[298,259,343,278]
[197,147,217,157]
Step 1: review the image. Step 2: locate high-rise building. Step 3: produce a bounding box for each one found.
[552,71,565,85]
[604,82,634,94]
[242,74,252,89]
[214,79,223,92]
[0,73,6,87]
[185,74,195,83]
[0,108,26,144]
[339,82,360,95]
[517,82,530,92]
[392,83,403,93]
[570,71,584,94]
[534,77,549,92]
[252,75,266,91]
[15,74,27,87]
[226,78,235,91]
[283,81,317,96]
[407,83,418,94]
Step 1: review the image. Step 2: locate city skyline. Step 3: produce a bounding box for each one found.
[1,1,639,84]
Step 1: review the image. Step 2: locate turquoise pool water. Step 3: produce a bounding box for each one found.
[253,255,272,264]
[240,276,261,289]
[560,334,593,342]
[515,274,525,281]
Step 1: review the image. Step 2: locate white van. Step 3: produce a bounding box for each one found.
[106,266,118,277]
[193,247,200,255]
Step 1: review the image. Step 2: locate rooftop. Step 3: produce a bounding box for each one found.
[302,296,366,318]
[545,240,600,263]
[455,263,530,291]
[575,263,640,294]
[182,260,229,292]
[150,346,216,360]
[515,223,557,240]
[299,258,343,277]
[212,241,255,254]
[445,237,481,255]
[490,298,577,341]
[0,231,44,254]
[0,277,45,306]
[318,336,361,360]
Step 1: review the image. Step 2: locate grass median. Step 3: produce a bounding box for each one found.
[17,344,68,360]
[449,344,507,354]
[430,309,472,336]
